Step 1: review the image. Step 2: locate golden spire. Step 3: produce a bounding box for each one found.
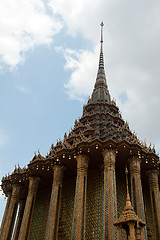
[91,22,111,103]
[98,21,105,70]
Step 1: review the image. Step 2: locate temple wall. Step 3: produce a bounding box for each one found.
[61,177,76,239]
[143,183,154,239]
[29,187,51,240]
[86,168,103,239]
[116,169,126,218]
[27,167,154,240]
[116,169,127,239]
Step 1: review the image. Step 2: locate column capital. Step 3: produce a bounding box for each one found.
[102,148,116,169]
[76,154,89,174]
[6,190,12,198]
[28,175,41,181]
[146,168,159,188]
[53,164,64,186]
[28,176,40,194]
[11,183,23,202]
[128,156,141,174]
[146,168,159,176]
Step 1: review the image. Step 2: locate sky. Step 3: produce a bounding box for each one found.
[0,0,160,223]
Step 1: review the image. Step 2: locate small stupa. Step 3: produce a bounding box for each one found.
[114,167,146,239]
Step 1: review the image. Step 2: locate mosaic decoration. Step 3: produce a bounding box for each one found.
[132,177,137,214]
[26,196,35,240]
[143,183,154,239]
[158,191,160,205]
[113,172,117,239]
[45,187,55,240]
[81,176,86,240]
[152,190,159,238]
[72,176,80,240]
[86,168,103,240]
[139,178,147,240]
[104,169,108,240]
[18,199,29,240]
[29,188,51,240]
[53,186,61,240]
[116,170,127,239]
[61,177,76,239]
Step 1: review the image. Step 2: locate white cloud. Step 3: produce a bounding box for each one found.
[0,0,62,69]
[18,86,28,93]
[48,0,101,39]
[56,46,99,101]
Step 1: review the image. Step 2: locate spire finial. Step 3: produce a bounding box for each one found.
[98,22,105,70]
[91,22,111,103]
[100,22,104,53]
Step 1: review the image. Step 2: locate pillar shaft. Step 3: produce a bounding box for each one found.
[1,184,22,240]
[45,164,64,240]
[71,154,89,240]
[12,200,26,240]
[102,148,117,240]
[129,222,136,240]
[18,176,40,240]
[117,225,121,240]
[147,169,160,240]
[128,157,147,239]
[0,191,12,238]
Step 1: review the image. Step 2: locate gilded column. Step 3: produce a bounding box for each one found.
[1,184,22,240]
[147,169,160,239]
[0,191,12,238]
[18,176,40,240]
[71,154,89,240]
[45,164,64,240]
[102,148,117,240]
[12,199,26,240]
[128,156,147,239]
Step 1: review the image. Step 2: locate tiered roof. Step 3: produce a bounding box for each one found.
[1,23,159,196]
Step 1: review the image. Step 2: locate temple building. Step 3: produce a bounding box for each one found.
[0,23,160,240]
